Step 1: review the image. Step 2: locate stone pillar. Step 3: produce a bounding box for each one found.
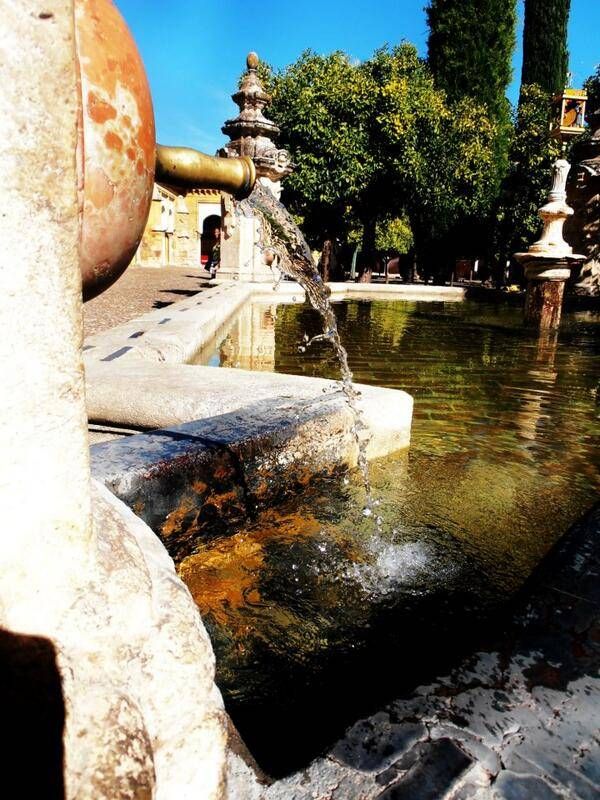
[0,0,93,634]
[218,53,293,283]
[219,198,275,282]
[515,158,584,332]
[522,262,570,330]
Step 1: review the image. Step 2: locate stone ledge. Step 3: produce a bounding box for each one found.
[90,377,412,560]
[86,361,412,461]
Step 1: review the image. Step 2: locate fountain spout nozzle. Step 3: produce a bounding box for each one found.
[155,145,256,199]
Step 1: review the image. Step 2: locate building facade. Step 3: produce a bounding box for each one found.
[133,184,221,269]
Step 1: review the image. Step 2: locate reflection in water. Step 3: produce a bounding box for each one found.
[188,298,600,774]
[191,302,280,371]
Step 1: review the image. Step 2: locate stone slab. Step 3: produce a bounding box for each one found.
[90,375,411,559]
[86,361,412,460]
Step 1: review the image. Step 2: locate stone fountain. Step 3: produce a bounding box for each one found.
[515,156,585,331]
[218,53,294,283]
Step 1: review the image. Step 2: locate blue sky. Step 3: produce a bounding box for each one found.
[115,0,599,155]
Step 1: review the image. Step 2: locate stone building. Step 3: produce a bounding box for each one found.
[133,184,221,269]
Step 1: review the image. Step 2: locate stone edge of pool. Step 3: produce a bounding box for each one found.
[85,280,430,534]
[84,281,453,463]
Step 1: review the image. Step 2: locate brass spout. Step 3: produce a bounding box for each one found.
[155,145,256,199]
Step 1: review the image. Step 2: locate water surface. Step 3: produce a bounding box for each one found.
[187,298,599,773]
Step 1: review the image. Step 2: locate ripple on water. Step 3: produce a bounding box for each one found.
[183,298,599,773]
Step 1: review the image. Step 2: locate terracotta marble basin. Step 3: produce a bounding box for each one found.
[75,0,155,301]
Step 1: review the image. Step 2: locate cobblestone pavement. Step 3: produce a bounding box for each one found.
[229,505,600,799]
[83,266,210,337]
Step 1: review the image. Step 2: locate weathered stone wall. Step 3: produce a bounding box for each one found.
[0,4,228,797]
[134,186,220,269]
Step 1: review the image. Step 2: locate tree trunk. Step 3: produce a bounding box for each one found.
[358,217,376,283]
[320,238,333,283]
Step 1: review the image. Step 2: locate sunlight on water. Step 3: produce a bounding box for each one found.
[185,296,599,773]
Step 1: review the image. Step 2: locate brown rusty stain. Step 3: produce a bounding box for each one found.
[86,166,115,208]
[214,463,235,481]
[178,507,322,629]
[87,91,117,124]
[126,146,136,161]
[104,131,123,151]
[160,498,198,539]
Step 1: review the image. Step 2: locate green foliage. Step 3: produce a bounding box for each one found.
[375,217,413,254]
[265,50,378,243]
[521,0,571,95]
[584,64,600,123]
[426,0,517,122]
[374,45,501,272]
[266,44,503,275]
[494,84,561,264]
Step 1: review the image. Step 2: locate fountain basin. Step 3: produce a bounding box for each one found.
[85,286,599,779]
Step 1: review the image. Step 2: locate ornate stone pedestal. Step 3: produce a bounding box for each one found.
[218,53,293,283]
[219,206,275,282]
[515,158,584,332]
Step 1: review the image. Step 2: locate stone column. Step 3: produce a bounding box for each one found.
[0,0,93,634]
[218,52,293,283]
[515,158,584,332]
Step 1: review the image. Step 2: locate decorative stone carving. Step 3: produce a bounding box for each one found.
[219,53,294,282]
[566,109,600,295]
[220,52,293,199]
[515,157,585,331]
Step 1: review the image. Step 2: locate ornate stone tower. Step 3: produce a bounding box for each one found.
[220,51,292,199]
[218,53,293,283]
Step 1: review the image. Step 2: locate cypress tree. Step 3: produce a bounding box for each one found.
[426,0,517,122]
[521,0,571,95]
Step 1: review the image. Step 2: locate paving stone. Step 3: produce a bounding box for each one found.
[83,266,209,337]
[376,739,472,800]
[331,715,426,772]
[491,771,564,799]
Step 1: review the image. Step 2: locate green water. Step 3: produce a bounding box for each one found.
[186,298,600,773]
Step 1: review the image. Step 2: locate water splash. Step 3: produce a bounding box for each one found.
[241,182,373,506]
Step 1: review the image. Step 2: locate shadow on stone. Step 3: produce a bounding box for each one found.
[0,628,65,798]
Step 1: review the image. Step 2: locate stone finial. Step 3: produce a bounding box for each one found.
[220,52,293,185]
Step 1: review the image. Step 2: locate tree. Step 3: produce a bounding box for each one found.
[373,45,500,279]
[426,0,517,254]
[426,0,516,123]
[264,51,378,280]
[375,217,413,254]
[265,44,502,281]
[493,84,561,270]
[584,64,600,124]
[521,0,571,95]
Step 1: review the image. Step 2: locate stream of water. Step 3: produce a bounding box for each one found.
[241,183,373,506]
